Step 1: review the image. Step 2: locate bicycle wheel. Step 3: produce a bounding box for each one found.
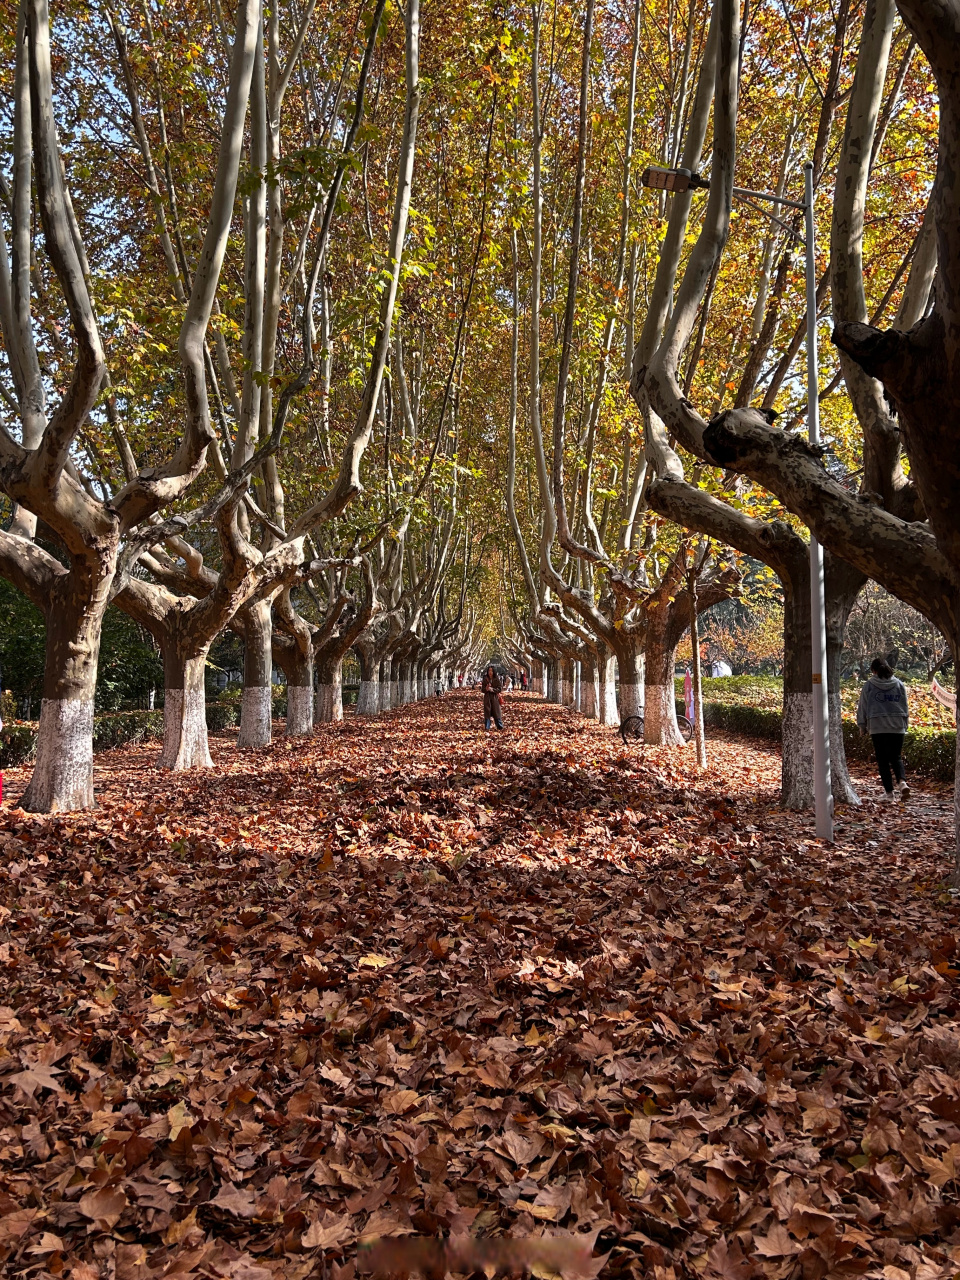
[619,714,644,745]
[677,715,694,743]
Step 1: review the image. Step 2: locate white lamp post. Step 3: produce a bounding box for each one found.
[641,160,834,840]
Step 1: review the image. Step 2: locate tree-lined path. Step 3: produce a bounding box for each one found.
[2,699,959,1278]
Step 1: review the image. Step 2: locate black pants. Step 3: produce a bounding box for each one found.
[872,732,905,792]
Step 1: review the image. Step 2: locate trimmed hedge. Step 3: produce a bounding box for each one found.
[93,710,164,751]
[842,721,956,783]
[675,697,956,782]
[211,688,288,718]
[0,702,246,769]
[207,702,241,733]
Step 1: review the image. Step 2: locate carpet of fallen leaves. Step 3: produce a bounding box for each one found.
[2,691,960,1280]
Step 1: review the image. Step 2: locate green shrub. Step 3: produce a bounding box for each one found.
[93,710,164,751]
[705,702,782,739]
[0,701,262,768]
[675,674,783,710]
[842,721,956,782]
[0,723,38,767]
[0,690,17,725]
[207,702,241,732]
[670,696,955,782]
[674,675,956,782]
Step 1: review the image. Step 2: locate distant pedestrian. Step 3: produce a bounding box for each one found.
[857,658,910,802]
[482,665,504,731]
[521,670,528,691]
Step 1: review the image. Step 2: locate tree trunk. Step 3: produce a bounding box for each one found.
[315,654,343,724]
[824,554,866,805]
[390,656,401,709]
[161,647,212,770]
[22,586,107,812]
[560,657,576,708]
[399,661,413,704]
[532,658,544,695]
[356,648,380,716]
[580,656,599,719]
[285,637,314,738]
[238,598,273,749]
[781,578,814,809]
[644,619,683,745]
[598,649,618,725]
[615,644,644,720]
[689,568,707,768]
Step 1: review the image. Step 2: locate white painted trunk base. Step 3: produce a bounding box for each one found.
[286,685,314,736]
[644,684,684,745]
[580,675,598,720]
[619,682,644,720]
[599,676,618,726]
[782,691,814,810]
[22,698,95,811]
[390,680,400,708]
[357,680,380,716]
[162,688,212,770]
[238,686,273,749]
[316,681,343,723]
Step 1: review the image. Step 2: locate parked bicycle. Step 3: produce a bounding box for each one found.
[619,713,693,746]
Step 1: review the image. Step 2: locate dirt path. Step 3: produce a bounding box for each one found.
[1,692,958,1278]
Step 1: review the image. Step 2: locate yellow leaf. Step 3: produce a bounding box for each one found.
[163,1208,198,1244]
[167,1101,194,1141]
[358,953,392,969]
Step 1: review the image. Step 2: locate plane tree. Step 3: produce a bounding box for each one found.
[0,0,263,808]
[686,0,958,855]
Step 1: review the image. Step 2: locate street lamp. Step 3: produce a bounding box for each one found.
[641,160,833,841]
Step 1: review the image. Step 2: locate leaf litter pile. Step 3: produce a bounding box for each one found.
[1,691,959,1280]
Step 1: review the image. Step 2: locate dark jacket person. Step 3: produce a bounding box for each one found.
[856,658,910,802]
[482,666,504,731]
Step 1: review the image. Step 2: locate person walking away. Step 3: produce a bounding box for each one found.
[482,665,504,731]
[857,658,910,802]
